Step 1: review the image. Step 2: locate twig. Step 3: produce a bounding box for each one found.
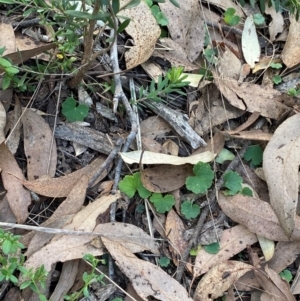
[88,137,124,187]
[205,20,243,36]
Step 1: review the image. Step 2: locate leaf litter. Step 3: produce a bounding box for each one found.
[2,1,300,300]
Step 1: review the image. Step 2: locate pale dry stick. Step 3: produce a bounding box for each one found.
[175,142,251,283]
[0,222,165,241]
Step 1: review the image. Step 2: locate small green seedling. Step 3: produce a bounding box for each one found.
[241,186,253,196]
[118,172,151,199]
[215,148,235,164]
[185,162,214,194]
[0,51,19,90]
[204,242,220,254]
[61,97,89,122]
[224,8,240,26]
[253,13,265,25]
[273,75,282,85]
[181,200,200,219]
[288,88,300,96]
[150,5,168,26]
[149,193,175,213]
[244,145,263,166]
[158,257,170,267]
[223,171,243,195]
[270,62,282,69]
[118,173,174,213]
[190,246,202,256]
[279,269,293,282]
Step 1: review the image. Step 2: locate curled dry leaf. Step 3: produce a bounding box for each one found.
[22,108,57,180]
[141,164,193,193]
[263,114,300,237]
[120,0,160,69]
[102,237,193,301]
[193,225,257,278]
[21,155,109,197]
[218,193,291,241]
[265,5,284,41]
[120,150,215,165]
[0,143,31,223]
[193,261,253,301]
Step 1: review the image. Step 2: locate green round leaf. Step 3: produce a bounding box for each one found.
[244,145,263,166]
[215,148,235,164]
[158,256,170,267]
[223,171,242,195]
[279,269,293,282]
[181,201,200,219]
[149,193,175,213]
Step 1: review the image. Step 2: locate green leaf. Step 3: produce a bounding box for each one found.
[158,256,170,267]
[253,13,265,25]
[215,148,235,164]
[149,193,175,213]
[223,171,242,195]
[181,201,200,219]
[145,0,153,6]
[169,0,180,8]
[244,145,263,166]
[118,172,151,198]
[273,75,282,84]
[190,245,201,256]
[224,8,240,26]
[0,0,16,3]
[186,162,214,194]
[5,66,19,75]
[204,242,220,254]
[112,0,120,14]
[117,19,131,34]
[20,280,32,290]
[270,62,282,69]
[0,57,12,68]
[279,269,293,282]
[122,0,141,10]
[2,239,12,255]
[9,274,18,284]
[61,97,89,122]
[241,187,253,196]
[155,12,169,26]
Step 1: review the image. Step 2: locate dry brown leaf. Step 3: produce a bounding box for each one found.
[49,260,79,301]
[0,101,6,144]
[125,282,144,301]
[141,164,193,193]
[281,15,300,68]
[120,0,160,69]
[0,89,13,111]
[218,46,241,80]
[22,109,57,180]
[141,137,165,153]
[5,99,22,154]
[165,209,188,265]
[194,261,253,301]
[153,38,200,71]
[227,112,261,134]
[26,175,89,256]
[263,114,300,237]
[193,132,225,156]
[194,225,257,278]
[268,241,300,273]
[265,5,284,41]
[159,0,205,62]
[218,193,290,241]
[140,116,172,139]
[120,150,215,165]
[255,266,296,301]
[0,16,15,55]
[141,60,163,83]
[215,75,289,119]
[0,196,16,223]
[162,139,178,156]
[0,143,31,223]
[21,155,108,197]
[102,237,193,301]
